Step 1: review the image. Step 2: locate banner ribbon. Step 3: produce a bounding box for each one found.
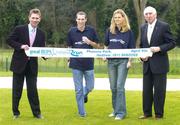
[25,47,153,58]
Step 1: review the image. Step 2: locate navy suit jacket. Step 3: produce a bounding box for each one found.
[7,24,45,75]
[140,20,176,74]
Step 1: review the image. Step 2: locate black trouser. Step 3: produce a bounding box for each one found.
[12,62,41,116]
[143,68,167,117]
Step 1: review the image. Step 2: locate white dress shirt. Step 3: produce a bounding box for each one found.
[28,24,37,46]
[147,19,157,44]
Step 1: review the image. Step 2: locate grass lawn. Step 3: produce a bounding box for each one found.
[0,71,180,78]
[0,89,180,125]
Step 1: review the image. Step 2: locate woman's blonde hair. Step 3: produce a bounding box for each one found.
[110,9,130,34]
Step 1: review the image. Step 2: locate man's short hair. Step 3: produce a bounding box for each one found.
[76,11,87,18]
[29,8,41,17]
[144,6,157,16]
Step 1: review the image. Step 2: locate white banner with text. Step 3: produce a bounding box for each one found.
[25,47,153,58]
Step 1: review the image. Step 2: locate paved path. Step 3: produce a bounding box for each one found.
[0,77,180,91]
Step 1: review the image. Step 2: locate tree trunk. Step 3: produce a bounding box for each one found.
[133,0,147,47]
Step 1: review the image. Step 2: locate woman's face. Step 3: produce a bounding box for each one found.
[114,13,124,26]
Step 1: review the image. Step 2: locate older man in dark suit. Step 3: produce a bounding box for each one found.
[7,8,45,119]
[139,6,176,119]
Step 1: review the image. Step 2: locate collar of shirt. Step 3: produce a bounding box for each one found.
[28,24,37,33]
[148,19,157,29]
[75,26,88,32]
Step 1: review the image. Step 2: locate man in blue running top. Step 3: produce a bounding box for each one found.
[67,11,99,117]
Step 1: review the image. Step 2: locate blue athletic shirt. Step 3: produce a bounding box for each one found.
[105,27,135,49]
[67,25,99,71]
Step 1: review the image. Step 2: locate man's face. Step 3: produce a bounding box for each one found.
[76,14,87,28]
[144,11,156,24]
[29,13,41,28]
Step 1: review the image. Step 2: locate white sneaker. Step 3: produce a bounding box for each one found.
[115,116,123,120]
[108,113,115,117]
[79,113,87,118]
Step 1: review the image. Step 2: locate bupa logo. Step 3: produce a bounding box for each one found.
[70,50,83,57]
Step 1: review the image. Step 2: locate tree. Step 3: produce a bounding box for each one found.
[0,0,179,48]
[0,0,36,48]
[133,0,180,47]
[133,0,147,47]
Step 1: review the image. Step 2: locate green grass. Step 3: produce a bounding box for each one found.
[0,71,180,78]
[0,89,180,125]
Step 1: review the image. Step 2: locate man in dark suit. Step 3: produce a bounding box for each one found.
[7,8,45,119]
[139,6,176,119]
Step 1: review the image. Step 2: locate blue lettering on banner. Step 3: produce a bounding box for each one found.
[70,50,83,57]
[30,50,40,55]
[141,49,148,52]
[131,49,140,53]
[86,49,102,53]
[26,47,152,58]
[112,53,122,57]
[97,54,110,57]
[41,49,53,56]
[121,53,138,57]
[102,50,111,53]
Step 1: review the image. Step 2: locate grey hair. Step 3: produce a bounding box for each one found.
[144,6,157,16]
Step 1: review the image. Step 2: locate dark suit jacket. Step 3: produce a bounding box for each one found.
[7,24,45,75]
[140,20,176,74]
